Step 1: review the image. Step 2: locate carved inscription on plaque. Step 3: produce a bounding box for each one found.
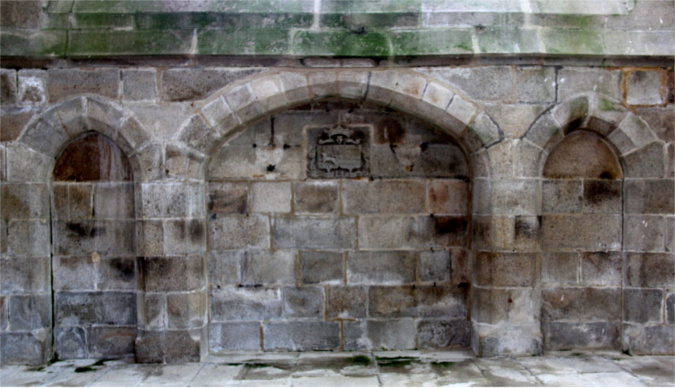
[308,125,370,178]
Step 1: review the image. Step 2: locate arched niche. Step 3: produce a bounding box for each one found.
[51,132,137,360]
[205,100,472,353]
[540,129,624,351]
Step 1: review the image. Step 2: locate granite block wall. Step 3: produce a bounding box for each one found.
[0,64,673,364]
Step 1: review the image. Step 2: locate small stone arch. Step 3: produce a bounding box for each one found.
[523,93,666,179]
[17,96,156,182]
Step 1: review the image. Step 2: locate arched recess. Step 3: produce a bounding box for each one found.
[170,69,503,356]
[526,93,674,355]
[540,129,624,350]
[1,96,154,365]
[51,131,137,360]
[202,98,474,352]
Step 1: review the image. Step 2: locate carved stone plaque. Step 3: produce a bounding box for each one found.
[308,125,370,178]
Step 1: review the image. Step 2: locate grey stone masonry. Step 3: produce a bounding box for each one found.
[0,62,673,364]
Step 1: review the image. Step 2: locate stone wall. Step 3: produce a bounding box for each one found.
[1,64,673,364]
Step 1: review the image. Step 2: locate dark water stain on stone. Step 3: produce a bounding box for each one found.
[433,216,468,236]
[66,222,103,238]
[583,180,620,204]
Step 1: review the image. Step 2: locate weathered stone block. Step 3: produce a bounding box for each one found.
[342,180,426,214]
[293,181,339,214]
[634,106,674,144]
[0,107,34,142]
[625,253,674,288]
[581,180,622,213]
[0,69,17,105]
[251,181,292,213]
[93,183,134,219]
[541,214,621,250]
[301,250,343,285]
[347,251,416,285]
[210,322,261,352]
[208,142,305,181]
[428,180,469,215]
[176,115,219,155]
[366,319,416,350]
[580,252,622,286]
[54,291,136,326]
[47,69,119,102]
[429,67,513,102]
[359,215,468,249]
[140,183,204,218]
[420,250,451,283]
[327,286,367,319]
[122,69,157,101]
[224,84,263,125]
[134,329,165,364]
[491,179,540,215]
[543,322,620,350]
[343,321,368,351]
[1,185,49,221]
[8,295,51,330]
[52,256,97,291]
[624,289,664,324]
[20,81,49,112]
[416,285,467,318]
[88,326,136,358]
[282,287,324,318]
[167,292,205,330]
[52,183,93,221]
[370,143,469,179]
[627,70,664,105]
[164,329,202,363]
[542,288,621,321]
[263,322,340,351]
[160,68,261,102]
[274,216,356,249]
[0,332,49,365]
[136,220,163,257]
[515,67,556,104]
[624,324,675,355]
[668,294,675,325]
[476,252,536,287]
[625,179,674,214]
[208,182,248,215]
[164,219,205,256]
[54,327,86,360]
[211,287,282,321]
[0,257,49,294]
[139,293,166,330]
[7,220,50,257]
[52,220,135,256]
[417,319,470,349]
[140,256,204,292]
[557,68,622,101]
[241,250,296,286]
[474,288,537,325]
[208,250,242,287]
[368,286,416,318]
[208,215,270,250]
[623,142,666,178]
[166,143,205,179]
[624,215,667,252]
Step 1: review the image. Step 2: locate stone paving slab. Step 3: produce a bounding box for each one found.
[0,351,673,387]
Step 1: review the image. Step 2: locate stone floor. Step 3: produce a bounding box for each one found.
[1,350,673,387]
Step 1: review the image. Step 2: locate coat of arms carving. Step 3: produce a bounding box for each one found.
[308,125,370,178]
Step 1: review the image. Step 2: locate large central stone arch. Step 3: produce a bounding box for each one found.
[171,69,504,356]
[173,69,501,181]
